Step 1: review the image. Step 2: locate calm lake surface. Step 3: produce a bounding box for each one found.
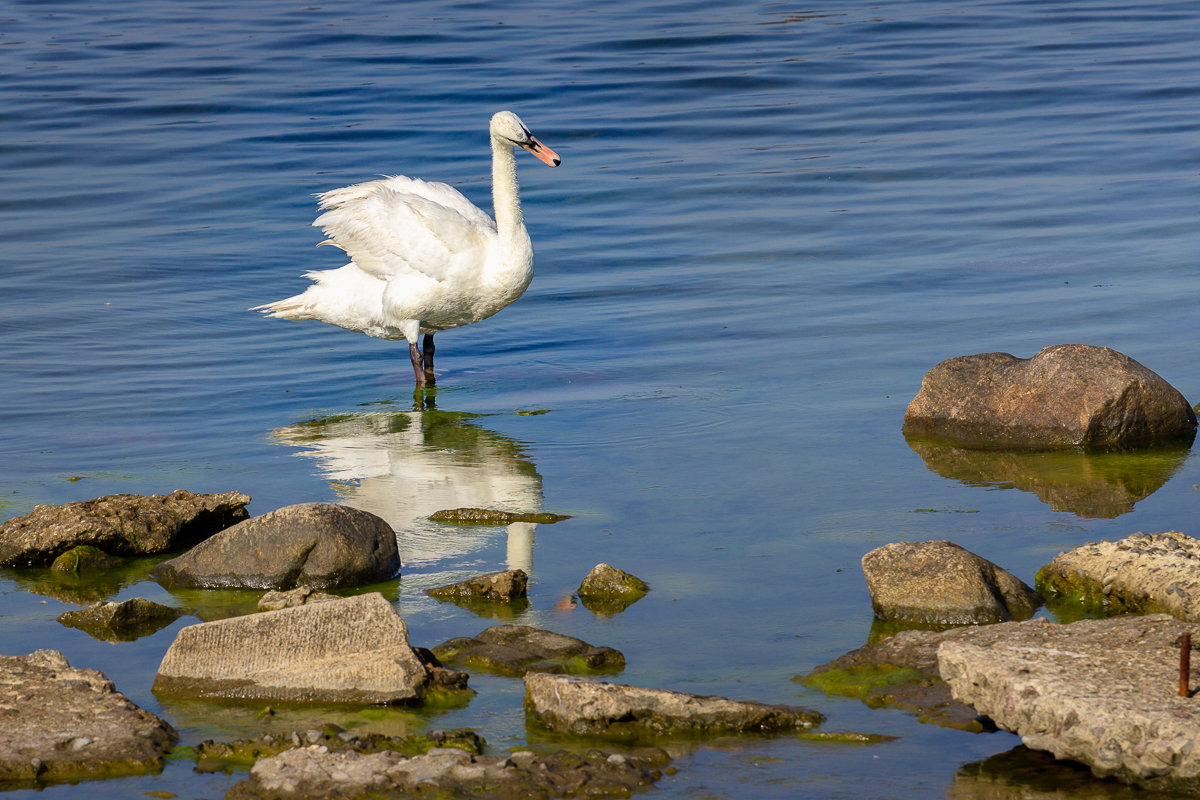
[2,0,1198,797]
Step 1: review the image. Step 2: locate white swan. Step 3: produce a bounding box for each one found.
[254,111,560,386]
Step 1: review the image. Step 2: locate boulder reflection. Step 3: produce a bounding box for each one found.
[951,745,1146,799]
[270,407,545,571]
[905,436,1192,518]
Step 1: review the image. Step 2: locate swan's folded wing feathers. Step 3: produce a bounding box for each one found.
[313,177,495,282]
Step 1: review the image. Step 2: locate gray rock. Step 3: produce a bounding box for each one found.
[150,502,400,590]
[576,563,648,614]
[426,569,528,603]
[153,593,467,704]
[257,584,341,612]
[938,614,1200,794]
[799,627,990,731]
[57,597,182,642]
[0,650,177,786]
[1036,530,1200,620]
[862,540,1041,625]
[903,344,1196,448]
[226,742,669,800]
[433,624,624,676]
[0,490,250,567]
[524,672,824,737]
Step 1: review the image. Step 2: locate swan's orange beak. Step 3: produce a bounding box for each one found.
[526,137,561,167]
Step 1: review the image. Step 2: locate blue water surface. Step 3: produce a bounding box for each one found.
[2,0,1198,797]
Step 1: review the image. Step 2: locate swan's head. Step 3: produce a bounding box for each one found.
[491,110,561,168]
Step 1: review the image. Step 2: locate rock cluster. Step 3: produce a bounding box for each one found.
[0,490,250,567]
[862,540,1040,625]
[150,503,400,590]
[903,344,1196,448]
[0,650,177,785]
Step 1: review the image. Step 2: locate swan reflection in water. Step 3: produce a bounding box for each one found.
[269,405,545,574]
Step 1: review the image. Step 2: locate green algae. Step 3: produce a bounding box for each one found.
[798,664,927,700]
[1034,563,1157,619]
[797,730,899,744]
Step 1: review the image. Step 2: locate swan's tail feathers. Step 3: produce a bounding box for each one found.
[250,271,328,320]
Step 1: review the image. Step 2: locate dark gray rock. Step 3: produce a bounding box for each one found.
[57,597,182,642]
[0,650,177,786]
[428,507,571,525]
[576,563,648,615]
[150,503,399,590]
[862,540,1041,625]
[153,593,467,705]
[1036,530,1200,620]
[524,672,824,737]
[903,344,1196,449]
[433,624,624,677]
[426,569,528,603]
[226,742,669,800]
[0,490,250,567]
[939,614,1200,794]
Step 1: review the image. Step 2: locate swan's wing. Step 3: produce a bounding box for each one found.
[313,176,497,282]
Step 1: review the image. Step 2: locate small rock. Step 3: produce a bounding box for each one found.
[0,650,177,785]
[576,563,648,615]
[50,545,124,574]
[939,614,1200,793]
[903,344,1196,448]
[524,672,824,737]
[1036,530,1200,620]
[57,597,182,643]
[428,508,571,524]
[862,540,1041,625]
[426,569,528,604]
[433,624,624,677]
[0,490,250,567]
[150,503,400,590]
[153,593,468,705]
[257,585,341,612]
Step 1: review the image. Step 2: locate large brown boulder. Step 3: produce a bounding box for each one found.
[150,503,399,590]
[903,344,1196,449]
[862,540,1041,625]
[0,490,250,567]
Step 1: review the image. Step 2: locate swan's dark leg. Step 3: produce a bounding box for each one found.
[422,333,436,386]
[408,341,427,386]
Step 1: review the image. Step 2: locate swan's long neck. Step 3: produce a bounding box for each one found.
[490,135,525,238]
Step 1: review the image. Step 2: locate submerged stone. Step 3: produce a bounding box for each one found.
[426,569,528,604]
[433,624,624,677]
[428,507,572,524]
[57,597,182,642]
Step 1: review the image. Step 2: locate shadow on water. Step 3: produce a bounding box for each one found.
[904,436,1194,518]
[952,745,1163,799]
[268,389,549,574]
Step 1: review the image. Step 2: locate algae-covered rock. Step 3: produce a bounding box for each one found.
[433,624,624,677]
[50,545,123,574]
[428,507,571,524]
[576,563,648,615]
[1036,530,1200,620]
[426,569,528,605]
[0,490,250,567]
[525,672,824,738]
[798,627,988,732]
[57,597,182,642]
[862,540,1040,625]
[0,650,177,787]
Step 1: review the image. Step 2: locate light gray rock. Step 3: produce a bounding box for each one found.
[903,344,1196,449]
[862,540,1041,625]
[938,614,1200,794]
[1036,530,1200,620]
[57,597,182,642]
[226,742,669,800]
[0,650,177,786]
[0,490,250,567]
[150,502,400,590]
[257,585,341,612]
[433,624,624,676]
[153,593,466,704]
[524,672,824,737]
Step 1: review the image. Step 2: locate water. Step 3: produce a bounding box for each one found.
[1,0,1197,796]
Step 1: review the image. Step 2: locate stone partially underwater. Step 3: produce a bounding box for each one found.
[153,593,467,705]
[903,344,1196,449]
